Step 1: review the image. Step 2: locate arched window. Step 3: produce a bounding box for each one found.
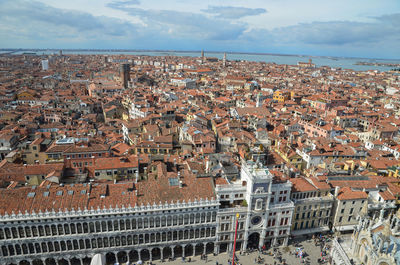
[18,227,25,238]
[206,228,210,237]
[212,212,217,222]
[200,228,205,237]
[184,214,189,224]
[97,238,103,248]
[22,244,28,254]
[77,223,83,234]
[70,224,76,234]
[32,227,38,237]
[89,222,95,233]
[15,244,22,255]
[101,221,107,231]
[201,213,206,223]
[190,214,195,224]
[38,226,45,236]
[255,199,263,211]
[25,227,32,237]
[57,224,63,235]
[83,223,89,233]
[51,225,57,235]
[48,242,54,252]
[178,215,183,225]
[54,242,60,252]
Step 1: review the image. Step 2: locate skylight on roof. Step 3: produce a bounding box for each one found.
[27,192,35,198]
[168,178,179,186]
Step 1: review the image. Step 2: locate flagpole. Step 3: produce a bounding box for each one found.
[232,213,239,265]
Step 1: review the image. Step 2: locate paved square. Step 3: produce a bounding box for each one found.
[116,236,332,265]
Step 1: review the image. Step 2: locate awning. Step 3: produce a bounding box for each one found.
[335,224,356,232]
[291,226,330,236]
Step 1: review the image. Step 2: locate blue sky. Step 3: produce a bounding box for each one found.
[0,0,399,59]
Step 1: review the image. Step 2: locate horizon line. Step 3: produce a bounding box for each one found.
[1,48,399,61]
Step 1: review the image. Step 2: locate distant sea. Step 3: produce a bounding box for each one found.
[2,49,400,72]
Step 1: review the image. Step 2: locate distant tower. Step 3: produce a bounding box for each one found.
[201,50,204,63]
[256,92,263,107]
[41,59,49,71]
[120,64,130,89]
[223,52,227,67]
[59,50,63,56]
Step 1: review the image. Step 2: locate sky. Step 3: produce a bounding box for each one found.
[0,0,399,59]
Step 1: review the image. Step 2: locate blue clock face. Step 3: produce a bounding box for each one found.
[251,216,262,225]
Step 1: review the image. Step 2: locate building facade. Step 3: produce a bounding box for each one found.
[215,160,294,253]
[0,178,219,265]
[331,209,400,265]
[0,160,296,265]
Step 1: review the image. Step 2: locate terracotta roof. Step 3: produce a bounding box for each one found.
[337,187,368,200]
[290,177,317,192]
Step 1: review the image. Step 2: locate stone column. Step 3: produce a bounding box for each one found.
[203,244,206,255]
[138,250,142,261]
[283,236,289,246]
[149,248,153,261]
[161,248,164,260]
[259,235,265,250]
[214,243,219,254]
[172,246,175,258]
[192,244,196,257]
[182,245,186,257]
[272,237,277,247]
